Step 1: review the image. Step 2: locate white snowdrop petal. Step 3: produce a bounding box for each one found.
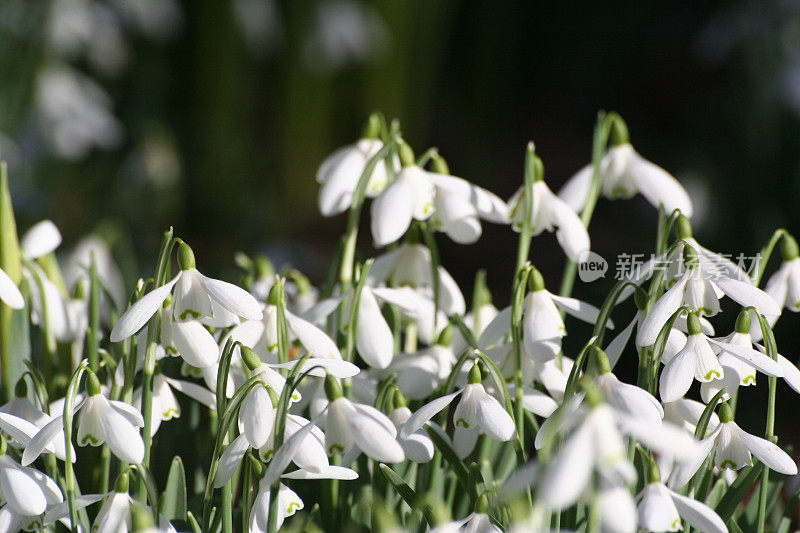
[21,220,62,259]
[108,400,145,427]
[637,277,687,348]
[735,426,798,475]
[714,276,781,317]
[668,489,728,533]
[0,268,23,309]
[241,387,274,449]
[350,412,405,463]
[43,494,105,526]
[265,412,323,486]
[355,288,395,368]
[400,390,462,438]
[540,423,594,509]
[637,484,682,532]
[633,157,693,218]
[549,292,609,327]
[99,401,145,464]
[598,486,637,533]
[659,348,696,403]
[198,273,263,320]
[557,163,593,213]
[708,339,783,378]
[0,458,47,515]
[371,175,414,247]
[778,354,800,394]
[285,310,341,360]
[215,434,250,488]
[164,377,217,411]
[475,393,515,442]
[548,192,591,262]
[286,465,359,480]
[171,320,220,368]
[110,275,179,342]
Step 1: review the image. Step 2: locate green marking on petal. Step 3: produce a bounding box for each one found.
[329,444,345,455]
[179,309,201,320]
[455,418,469,429]
[719,460,737,470]
[704,369,722,380]
[80,434,101,446]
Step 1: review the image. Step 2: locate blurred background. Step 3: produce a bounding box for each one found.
[1,0,800,444]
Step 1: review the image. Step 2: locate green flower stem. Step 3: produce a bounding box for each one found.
[510,265,531,462]
[755,312,778,533]
[85,253,101,372]
[751,229,790,286]
[559,112,618,299]
[0,162,22,402]
[139,228,176,500]
[63,360,90,531]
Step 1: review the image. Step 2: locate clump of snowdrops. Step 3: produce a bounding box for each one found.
[0,111,798,533]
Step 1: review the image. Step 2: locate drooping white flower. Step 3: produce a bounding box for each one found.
[599,485,637,533]
[637,460,727,533]
[559,142,693,217]
[537,384,697,510]
[638,245,780,348]
[0,450,62,517]
[370,146,435,247]
[508,162,590,262]
[249,481,303,532]
[93,473,134,533]
[401,363,515,458]
[317,116,394,216]
[659,313,783,403]
[110,242,262,342]
[390,330,457,400]
[323,375,404,463]
[388,389,434,463]
[668,402,798,489]
[133,373,216,436]
[0,266,24,310]
[764,235,800,316]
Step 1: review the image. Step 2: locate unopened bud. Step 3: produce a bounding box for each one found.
[687,312,702,336]
[324,374,343,401]
[675,215,692,240]
[735,310,751,334]
[363,113,382,140]
[240,346,263,371]
[177,243,196,271]
[398,140,415,168]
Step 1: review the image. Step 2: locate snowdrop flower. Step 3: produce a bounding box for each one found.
[370,141,436,247]
[599,485,638,533]
[23,371,145,465]
[537,382,696,509]
[638,245,780,348]
[323,375,405,463]
[224,284,341,362]
[249,480,303,532]
[93,472,134,533]
[522,268,605,362]
[659,313,783,403]
[593,349,664,424]
[701,310,762,401]
[663,398,720,436]
[317,114,393,216]
[133,373,217,436]
[391,327,457,400]
[431,493,501,533]
[389,389,434,463]
[0,436,63,517]
[637,459,727,533]
[559,141,693,217]
[764,234,800,316]
[401,363,515,458]
[425,154,509,244]
[669,402,797,489]
[508,146,590,262]
[110,242,262,343]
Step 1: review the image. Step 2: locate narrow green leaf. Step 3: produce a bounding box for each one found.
[377,464,435,527]
[161,456,188,522]
[715,463,763,522]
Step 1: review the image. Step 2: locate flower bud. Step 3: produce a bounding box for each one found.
[324,373,343,401]
[254,255,274,279]
[594,347,611,375]
[718,401,734,423]
[177,243,196,271]
[435,324,454,347]
[431,154,449,175]
[85,369,102,396]
[634,286,649,311]
[529,267,546,292]
[240,346,263,371]
[735,310,751,334]
[267,283,281,306]
[610,116,630,146]
[362,113,382,140]
[682,245,699,270]
[675,214,692,240]
[468,362,483,384]
[14,377,27,398]
[687,312,702,336]
[115,471,130,493]
[475,491,491,514]
[398,140,415,168]
[781,235,799,262]
[392,387,407,410]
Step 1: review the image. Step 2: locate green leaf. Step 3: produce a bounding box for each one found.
[161,456,188,522]
[424,426,472,499]
[714,463,763,522]
[377,464,435,527]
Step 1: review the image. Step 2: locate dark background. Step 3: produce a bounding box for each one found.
[2,0,799,445]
